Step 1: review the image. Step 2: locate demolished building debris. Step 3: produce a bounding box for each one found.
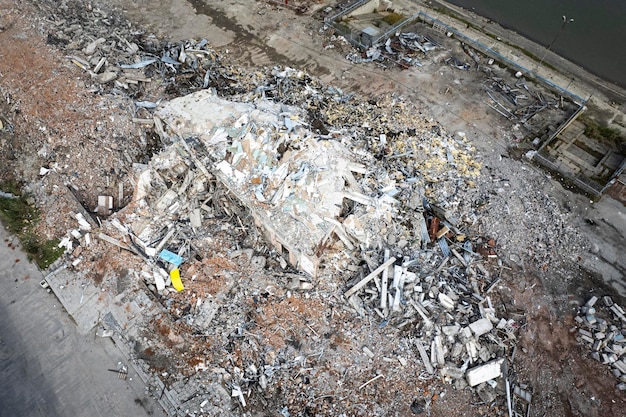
[2,0,624,416]
[576,296,626,390]
[323,7,581,152]
[23,4,581,413]
[64,77,527,415]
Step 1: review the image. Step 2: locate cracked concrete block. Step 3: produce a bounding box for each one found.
[469,318,493,337]
[466,358,504,387]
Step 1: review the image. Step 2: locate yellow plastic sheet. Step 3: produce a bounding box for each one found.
[170,268,184,292]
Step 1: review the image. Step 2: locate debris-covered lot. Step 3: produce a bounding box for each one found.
[1,0,625,416]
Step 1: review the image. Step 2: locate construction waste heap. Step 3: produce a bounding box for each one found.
[42,35,532,416]
[5,0,620,416]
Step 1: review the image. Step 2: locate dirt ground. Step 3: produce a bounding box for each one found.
[1,0,625,416]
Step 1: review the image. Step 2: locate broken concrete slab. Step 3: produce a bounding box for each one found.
[466,358,505,387]
[45,266,106,334]
[469,317,494,337]
[154,90,389,276]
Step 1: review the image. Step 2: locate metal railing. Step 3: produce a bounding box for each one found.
[415,12,585,104]
[330,22,368,50]
[600,159,626,195]
[324,0,371,25]
[325,2,422,49]
[326,5,619,196]
[372,11,422,45]
[537,103,587,162]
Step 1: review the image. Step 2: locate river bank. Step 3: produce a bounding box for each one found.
[424,0,626,129]
[443,0,626,89]
[427,1,626,103]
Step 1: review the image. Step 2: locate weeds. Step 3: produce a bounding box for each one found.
[581,116,624,149]
[383,12,404,26]
[0,181,64,269]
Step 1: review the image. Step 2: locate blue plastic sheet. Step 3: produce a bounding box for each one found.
[159,249,183,266]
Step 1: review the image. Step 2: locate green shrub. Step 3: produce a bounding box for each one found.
[383,13,404,26]
[582,117,624,147]
[0,181,65,269]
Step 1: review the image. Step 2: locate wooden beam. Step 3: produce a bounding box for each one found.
[345,257,396,298]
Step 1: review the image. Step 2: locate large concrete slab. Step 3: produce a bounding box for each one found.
[45,267,106,334]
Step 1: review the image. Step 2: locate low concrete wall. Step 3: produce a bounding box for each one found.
[345,0,379,18]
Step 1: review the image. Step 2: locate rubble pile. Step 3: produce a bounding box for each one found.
[341,204,520,389]
[444,162,587,272]
[575,296,626,390]
[484,76,559,128]
[150,87,483,271]
[36,1,299,103]
[345,32,585,279]
[329,17,575,136]
[77,82,528,413]
[5,1,605,416]
[28,3,549,412]
[345,31,442,67]
[34,60,532,414]
[79,82,484,279]
[41,3,245,100]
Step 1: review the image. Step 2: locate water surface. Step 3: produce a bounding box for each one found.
[445,0,626,87]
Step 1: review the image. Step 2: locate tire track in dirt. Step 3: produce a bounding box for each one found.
[187,0,298,68]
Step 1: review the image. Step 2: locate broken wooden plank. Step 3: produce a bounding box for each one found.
[506,377,513,417]
[392,265,404,312]
[341,170,361,192]
[380,249,390,310]
[323,217,355,250]
[358,374,384,390]
[409,298,433,328]
[132,118,155,125]
[435,225,450,239]
[610,305,626,323]
[343,191,373,206]
[154,227,177,254]
[344,257,397,298]
[98,232,130,251]
[93,57,106,73]
[415,340,435,374]
[450,247,467,266]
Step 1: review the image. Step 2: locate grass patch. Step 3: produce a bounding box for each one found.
[580,116,625,149]
[383,12,404,26]
[0,181,64,269]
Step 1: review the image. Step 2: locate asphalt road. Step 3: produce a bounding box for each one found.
[0,225,166,417]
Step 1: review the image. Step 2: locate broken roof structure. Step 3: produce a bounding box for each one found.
[122,83,481,279]
[150,90,375,277]
[85,86,521,413]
